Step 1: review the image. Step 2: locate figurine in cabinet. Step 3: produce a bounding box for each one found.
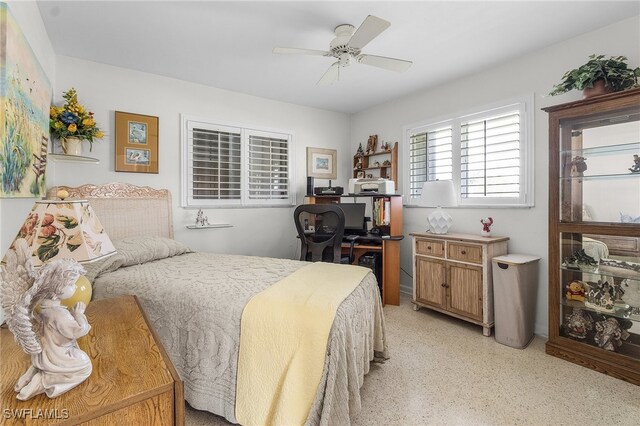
[628,154,640,173]
[594,317,631,351]
[366,135,377,155]
[356,143,365,157]
[570,155,588,176]
[354,157,363,170]
[622,279,640,315]
[566,280,586,302]
[585,280,615,312]
[563,309,593,339]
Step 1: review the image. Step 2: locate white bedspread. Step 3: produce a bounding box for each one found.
[90,252,387,425]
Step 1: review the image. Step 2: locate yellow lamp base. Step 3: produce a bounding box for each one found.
[61,275,93,309]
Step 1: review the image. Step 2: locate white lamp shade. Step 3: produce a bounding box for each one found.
[9,200,116,267]
[419,180,457,207]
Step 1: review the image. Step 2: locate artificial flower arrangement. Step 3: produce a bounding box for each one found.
[49,88,104,151]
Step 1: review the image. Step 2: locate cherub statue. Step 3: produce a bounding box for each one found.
[480,217,493,237]
[0,239,92,400]
[195,208,210,226]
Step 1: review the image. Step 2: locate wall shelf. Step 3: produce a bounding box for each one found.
[49,154,99,164]
[186,224,233,229]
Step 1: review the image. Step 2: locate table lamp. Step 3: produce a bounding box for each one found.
[0,191,116,400]
[419,180,457,234]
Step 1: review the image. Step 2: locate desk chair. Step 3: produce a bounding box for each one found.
[294,204,354,264]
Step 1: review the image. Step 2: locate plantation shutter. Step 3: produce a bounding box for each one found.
[409,126,453,197]
[188,123,242,202]
[247,132,290,203]
[460,111,521,198]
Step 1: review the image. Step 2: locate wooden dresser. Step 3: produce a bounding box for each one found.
[411,232,508,336]
[1,295,184,425]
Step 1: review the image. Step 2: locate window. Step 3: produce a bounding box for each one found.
[404,96,533,207]
[181,116,294,207]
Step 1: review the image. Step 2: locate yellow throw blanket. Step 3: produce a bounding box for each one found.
[235,262,370,426]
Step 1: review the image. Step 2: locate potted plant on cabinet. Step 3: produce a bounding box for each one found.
[50,88,104,156]
[549,54,640,98]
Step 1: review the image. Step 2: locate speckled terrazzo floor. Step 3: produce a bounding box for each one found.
[186,295,640,426]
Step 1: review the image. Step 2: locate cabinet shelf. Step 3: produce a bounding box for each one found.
[560,141,640,157]
[356,150,393,158]
[353,142,398,189]
[560,265,640,282]
[560,172,640,181]
[562,299,639,323]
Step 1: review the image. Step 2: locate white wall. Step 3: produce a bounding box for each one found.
[349,15,640,336]
[49,56,350,258]
[0,0,56,323]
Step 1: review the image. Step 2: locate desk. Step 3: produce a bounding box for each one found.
[307,194,402,305]
[1,296,184,425]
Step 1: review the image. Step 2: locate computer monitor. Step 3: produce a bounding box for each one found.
[338,203,366,233]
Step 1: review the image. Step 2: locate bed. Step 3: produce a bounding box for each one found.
[47,183,387,426]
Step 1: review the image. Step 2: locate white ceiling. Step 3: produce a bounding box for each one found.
[38,1,639,114]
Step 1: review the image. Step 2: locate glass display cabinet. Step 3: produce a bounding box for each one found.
[544,88,640,385]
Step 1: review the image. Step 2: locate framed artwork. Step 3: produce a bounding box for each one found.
[356,171,365,178]
[0,4,52,198]
[307,147,337,179]
[115,111,158,173]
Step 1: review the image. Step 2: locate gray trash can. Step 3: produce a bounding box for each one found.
[492,254,540,348]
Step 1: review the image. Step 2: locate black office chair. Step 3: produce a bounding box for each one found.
[294,204,354,264]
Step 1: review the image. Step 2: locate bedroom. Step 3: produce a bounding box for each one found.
[0,0,639,425]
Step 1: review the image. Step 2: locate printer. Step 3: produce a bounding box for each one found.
[348,178,395,194]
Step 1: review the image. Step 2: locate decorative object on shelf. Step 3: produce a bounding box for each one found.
[565,280,586,302]
[356,171,364,178]
[115,111,159,173]
[195,208,210,227]
[629,154,640,173]
[418,180,457,234]
[563,308,593,340]
[50,88,104,156]
[354,157,363,170]
[480,217,493,237]
[622,279,640,315]
[366,134,378,155]
[382,159,391,166]
[356,143,364,157]
[0,4,52,199]
[373,160,380,167]
[570,155,588,176]
[619,212,640,223]
[594,317,631,352]
[0,193,116,400]
[562,249,598,270]
[549,55,640,98]
[598,258,640,279]
[584,280,615,312]
[307,147,337,179]
[380,141,390,151]
[366,173,373,178]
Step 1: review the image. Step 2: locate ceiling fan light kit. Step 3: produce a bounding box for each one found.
[273,15,413,85]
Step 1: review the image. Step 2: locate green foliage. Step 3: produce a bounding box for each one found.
[550,55,640,96]
[1,94,34,194]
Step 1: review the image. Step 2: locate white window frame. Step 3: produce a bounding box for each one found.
[181,114,295,208]
[403,95,534,208]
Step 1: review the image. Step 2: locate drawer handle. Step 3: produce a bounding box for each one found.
[461,250,467,255]
[441,283,446,287]
[427,246,432,249]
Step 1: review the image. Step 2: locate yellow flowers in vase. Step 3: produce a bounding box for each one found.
[49,88,104,151]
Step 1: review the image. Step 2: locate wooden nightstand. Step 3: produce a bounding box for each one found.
[1,295,184,425]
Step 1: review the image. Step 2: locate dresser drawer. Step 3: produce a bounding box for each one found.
[416,239,445,257]
[448,243,482,264]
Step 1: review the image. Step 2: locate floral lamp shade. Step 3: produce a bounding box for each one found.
[11,200,116,267]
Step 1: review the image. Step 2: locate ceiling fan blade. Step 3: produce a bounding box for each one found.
[317,62,340,86]
[357,54,412,72]
[348,15,390,50]
[273,47,330,56]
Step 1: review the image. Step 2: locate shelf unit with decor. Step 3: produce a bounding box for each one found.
[353,142,398,190]
[544,88,640,385]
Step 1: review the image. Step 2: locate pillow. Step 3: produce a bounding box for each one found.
[82,252,125,283]
[114,236,193,267]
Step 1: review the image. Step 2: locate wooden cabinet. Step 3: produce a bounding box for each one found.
[1,295,185,425]
[411,233,508,336]
[353,142,398,189]
[544,88,640,385]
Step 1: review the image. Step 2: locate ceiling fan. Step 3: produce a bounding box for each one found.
[273,15,412,85]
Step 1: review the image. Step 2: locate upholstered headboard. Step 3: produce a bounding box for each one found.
[46,183,174,241]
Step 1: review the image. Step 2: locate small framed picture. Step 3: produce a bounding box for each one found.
[115,111,159,173]
[356,171,365,178]
[307,147,337,179]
